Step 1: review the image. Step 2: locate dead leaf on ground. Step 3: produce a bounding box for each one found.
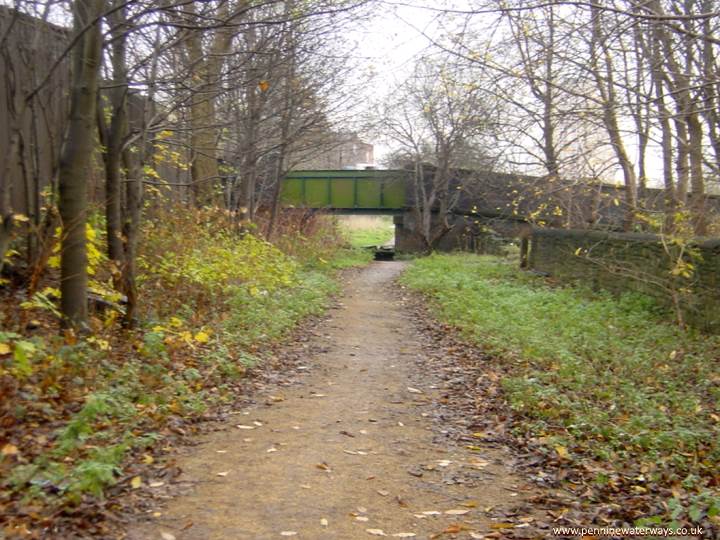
[1,444,19,456]
[130,476,143,489]
[406,387,423,394]
[366,529,387,536]
[444,509,470,515]
[236,425,255,430]
[316,462,331,471]
[377,489,390,496]
[160,532,176,540]
[280,532,297,537]
[216,471,229,477]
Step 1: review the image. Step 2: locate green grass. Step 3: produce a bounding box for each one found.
[401,253,720,526]
[339,216,394,248]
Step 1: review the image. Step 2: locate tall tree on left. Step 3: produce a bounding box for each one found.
[58,0,105,329]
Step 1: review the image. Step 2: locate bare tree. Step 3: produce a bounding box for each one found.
[380,57,498,249]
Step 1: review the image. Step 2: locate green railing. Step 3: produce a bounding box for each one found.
[280,170,407,210]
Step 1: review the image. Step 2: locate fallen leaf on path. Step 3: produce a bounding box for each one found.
[355,516,369,522]
[253,421,263,426]
[395,496,408,507]
[321,518,328,527]
[397,422,405,427]
[343,449,359,455]
[149,481,165,488]
[469,534,484,539]
[216,471,229,477]
[406,387,423,394]
[130,476,143,489]
[267,447,278,453]
[340,430,355,438]
[216,450,228,454]
[310,393,327,397]
[300,484,311,489]
[436,460,452,467]
[555,445,569,459]
[1,444,19,456]
[160,533,176,540]
[366,529,387,536]
[444,509,470,515]
[316,462,331,471]
[421,511,441,516]
[377,489,390,496]
[243,438,253,442]
[236,425,255,430]
[359,430,368,435]
[438,524,471,535]
[490,523,515,530]
[280,532,297,536]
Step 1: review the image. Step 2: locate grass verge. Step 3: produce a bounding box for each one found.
[401,253,720,531]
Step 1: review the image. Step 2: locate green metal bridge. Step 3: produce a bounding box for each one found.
[280,170,408,213]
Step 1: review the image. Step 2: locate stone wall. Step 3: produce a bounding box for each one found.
[528,228,720,332]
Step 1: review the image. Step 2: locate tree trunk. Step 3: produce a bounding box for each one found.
[121,148,141,326]
[99,2,129,267]
[57,0,104,329]
[589,4,637,231]
[183,1,233,208]
[650,34,677,231]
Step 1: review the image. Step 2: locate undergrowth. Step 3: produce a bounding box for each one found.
[0,207,368,530]
[402,253,720,531]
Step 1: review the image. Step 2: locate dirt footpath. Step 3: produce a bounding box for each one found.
[126,262,541,540]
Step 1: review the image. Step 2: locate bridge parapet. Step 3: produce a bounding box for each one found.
[280,170,408,211]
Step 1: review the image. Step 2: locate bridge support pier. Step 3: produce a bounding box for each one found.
[394,211,530,254]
